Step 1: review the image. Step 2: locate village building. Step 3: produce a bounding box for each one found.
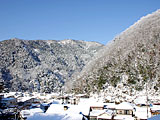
[0,97,17,108]
[0,108,19,120]
[114,102,135,120]
[150,104,160,116]
[134,106,151,120]
[57,95,71,104]
[17,96,40,110]
[115,102,134,115]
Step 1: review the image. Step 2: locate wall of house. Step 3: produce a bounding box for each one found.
[89,116,97,120]
[116,109,133,115]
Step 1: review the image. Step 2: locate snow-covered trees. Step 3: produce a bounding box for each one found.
[71,9,160,95]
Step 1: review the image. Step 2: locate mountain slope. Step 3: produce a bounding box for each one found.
[70,10,160,95]
[0,38,103,92]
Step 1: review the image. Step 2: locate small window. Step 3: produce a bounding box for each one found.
[124,110,130,115]
[90,118,97,120]
[119,110,123,114]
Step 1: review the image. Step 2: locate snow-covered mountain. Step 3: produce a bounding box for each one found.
[70,10,160,95]
[0,38,103,92]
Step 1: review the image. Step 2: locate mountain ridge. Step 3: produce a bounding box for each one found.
[0,38,104,93]
[69,9,160,96]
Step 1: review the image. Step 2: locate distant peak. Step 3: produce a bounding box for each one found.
[10,38,20,41]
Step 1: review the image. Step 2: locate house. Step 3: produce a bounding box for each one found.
[89,109,114,120]
[0,108,19,120]
[92,110,114,120]
[90,102,104,111]
[89,109,105,120]
[150,104,160,116]
[134,106,151,120]
[75,94,89,99]
[89,102,111,120]
[0,97,17,108]
[114,102,135,120]
[70,97,79,105]
[18,96,40,109]
[115,102,134,116]
[57,95,71,104]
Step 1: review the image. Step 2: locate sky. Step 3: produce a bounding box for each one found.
[0,0,159,45]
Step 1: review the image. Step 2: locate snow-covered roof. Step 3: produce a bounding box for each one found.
[46,104,90,116]
[30,108,43,113]
[134,96,147,105]
[29,104,84,120]
[97,110,113,119]
[18,96,35,102]
[150,105,160,111]
[52,100,61,104]
[97,114,112,119]
[90,110,105,117]
[27,112,83,120]
[116,102,134,110]
[79,98,104,107]
[104,103,116,109]
[41,103,49,106]
[46,104,64,114]
[3,92,17,98]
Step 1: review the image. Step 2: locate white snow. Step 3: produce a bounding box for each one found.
[134,96,147,105]
[28,104,83,120]
[59,39,75,45]
[150,105,160,111]
[90,109,105,117]
[27,113,82,120]
[46,40,53,46]
[46,103,89,116]
[34,49,39,53]
[21,108,43,118]
[116,102,134,110]
[104,103,116,109]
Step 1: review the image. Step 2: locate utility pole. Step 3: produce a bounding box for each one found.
[146,83,149,119]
